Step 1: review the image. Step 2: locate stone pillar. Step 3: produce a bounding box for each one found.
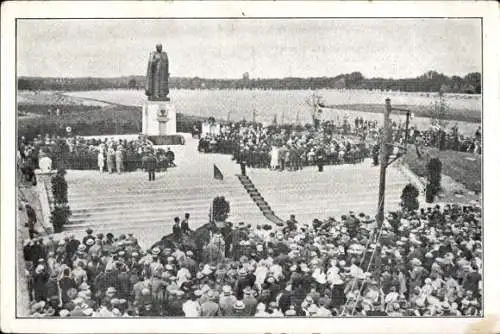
[142,100,177,136]
[34,169,57,233]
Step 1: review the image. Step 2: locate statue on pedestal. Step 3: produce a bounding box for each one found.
[145,44,170,101]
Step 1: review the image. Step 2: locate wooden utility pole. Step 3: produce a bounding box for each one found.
[404,111,411,151]
[376,98,392,229]
[372,98,392,280]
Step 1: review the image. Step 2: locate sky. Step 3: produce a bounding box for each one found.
[17,18,481,79]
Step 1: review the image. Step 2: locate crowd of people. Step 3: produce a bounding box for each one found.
[17,134,176,179]
[197,116,481,172]
[199,119,372,171]
[22,201,482,317]
[419,125,482,154]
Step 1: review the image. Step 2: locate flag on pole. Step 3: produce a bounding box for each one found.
[214,164,224,180]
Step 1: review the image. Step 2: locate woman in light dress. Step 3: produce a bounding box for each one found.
[106,147,115,174]
[115,146,124,174]
[270,146,279,170]
[97,151,105,174]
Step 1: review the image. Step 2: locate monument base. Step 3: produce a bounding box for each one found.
[34,169,57,234]
[142,100,177,136]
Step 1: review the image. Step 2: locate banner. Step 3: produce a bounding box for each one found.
[214,164,223,180]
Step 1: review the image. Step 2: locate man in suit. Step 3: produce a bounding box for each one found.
[142,151,158,181]
[181,213,191,234]
[173,217,182,242]
[278,283,293,313]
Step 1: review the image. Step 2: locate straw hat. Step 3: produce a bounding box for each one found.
[222,285,232,295]
[233,300,245,310]
[59,309,70,317]
[83,308,93,316]
[106,287,117,296]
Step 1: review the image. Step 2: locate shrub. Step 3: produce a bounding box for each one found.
[212,196,230,222]
[50,169,71,231]
[401,183,420,211]
[51,205,71,233]
[51,169,68,204]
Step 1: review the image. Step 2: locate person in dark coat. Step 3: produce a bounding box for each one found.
[173,217,182,242]
[166,292,184,316]
[33,262,49,301]
[278,283,293,313]
[24,202,38,238]
[142,152,158,181]
[181,213,192,235]
[30,238,46,264]
[58,268,76,305]
[66,234,80,260]
[82,228,95,250]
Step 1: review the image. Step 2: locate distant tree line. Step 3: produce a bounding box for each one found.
[18,71,481,94]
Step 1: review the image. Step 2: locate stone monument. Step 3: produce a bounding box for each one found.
[142,43,177,136]
[34,152,56,233]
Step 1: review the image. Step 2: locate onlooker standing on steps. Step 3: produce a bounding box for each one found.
[24,201,39,239]
[107,147,115,174]
[115,146,124,174]
[173,217,182,241]
[97,151,105,174]
[181,213,192,234]
[142,151,158,181]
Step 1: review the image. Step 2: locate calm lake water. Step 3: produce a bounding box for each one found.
[66,89,481,136]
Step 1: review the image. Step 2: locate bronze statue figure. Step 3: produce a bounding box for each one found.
[145,44,170,101]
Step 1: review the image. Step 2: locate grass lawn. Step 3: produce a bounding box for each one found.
[402,144,481,193]
[18,103,209,140]
[330,103,481,124]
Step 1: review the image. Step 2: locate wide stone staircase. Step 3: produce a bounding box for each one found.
[247,160,416,224]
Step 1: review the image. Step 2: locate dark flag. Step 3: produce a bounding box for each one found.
[214,164,224,180]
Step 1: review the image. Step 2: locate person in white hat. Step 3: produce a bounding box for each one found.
[72,261,88,287]
[59,309,70,317]
[218,285,236,316]
[200,290,220,317]
[242,286,258,316]
[254,302,269,317]
[231,300,246,316]
[182,291,201,317]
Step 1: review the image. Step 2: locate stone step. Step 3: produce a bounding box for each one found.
[68,193,252,210]
[66,209,263,232]
[68,182,245,197]
[69,202,258,220]
[251,180,407,192]
[270,195,401,209]
[255,191,402,205]
[271,200,402,220]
